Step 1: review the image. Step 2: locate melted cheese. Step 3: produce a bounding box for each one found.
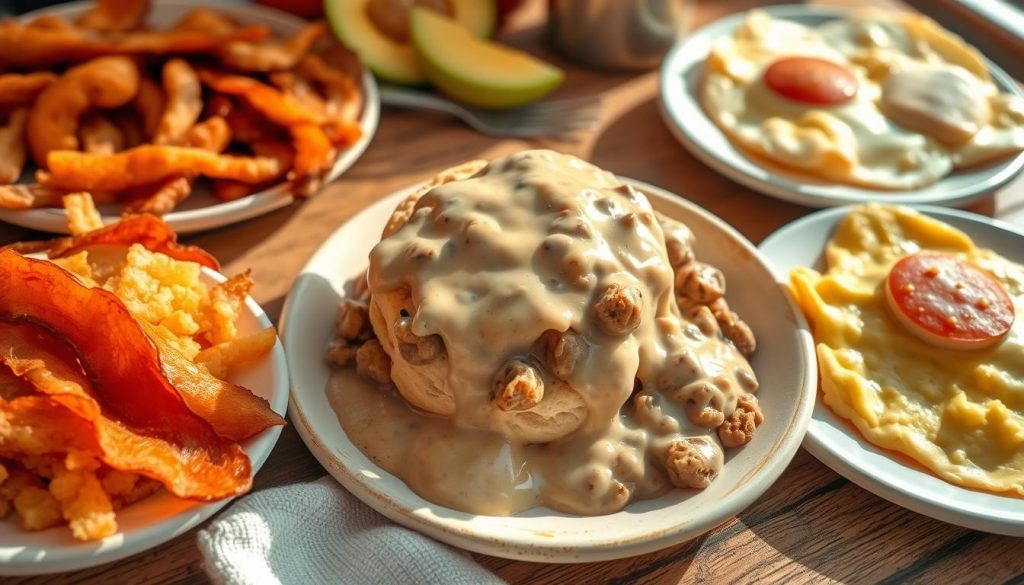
[790,204,1024,495]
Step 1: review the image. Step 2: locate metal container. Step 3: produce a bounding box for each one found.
[548,0,691,71]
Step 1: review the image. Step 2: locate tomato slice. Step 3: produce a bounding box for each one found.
[885,251,1014,350]
[763,57,858,106]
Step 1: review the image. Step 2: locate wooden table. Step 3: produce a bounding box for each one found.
[6,0,1023,583]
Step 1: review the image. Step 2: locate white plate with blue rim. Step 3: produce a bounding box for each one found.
[0,0,380,235]
[658,4,1024,208]
[760,205,1024,535]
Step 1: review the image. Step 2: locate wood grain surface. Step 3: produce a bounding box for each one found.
[3,0,1023,583]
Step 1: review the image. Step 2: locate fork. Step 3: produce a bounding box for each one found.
[379,84,603,138]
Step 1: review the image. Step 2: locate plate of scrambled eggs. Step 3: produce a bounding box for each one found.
[760,204,1024,535]
[659,5,1024,208]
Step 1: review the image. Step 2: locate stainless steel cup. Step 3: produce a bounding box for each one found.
[548,0,691,71]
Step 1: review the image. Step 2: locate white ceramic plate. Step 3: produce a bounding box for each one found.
[0,267,290,575]
[759,206,1024,535]
[658,5,1024,208]
[281,177,817,563]
[0,0,380,235]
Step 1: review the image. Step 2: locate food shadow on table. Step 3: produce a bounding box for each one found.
[185,199,303,266]
[738,452,1005,584]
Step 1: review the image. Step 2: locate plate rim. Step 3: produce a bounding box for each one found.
[0,0,381,235]
[657,3,1024,209]
[280,176,819,563]
[0,267,290,575]
[758,204,1024,536]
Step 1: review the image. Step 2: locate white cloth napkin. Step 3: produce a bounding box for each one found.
[197,476,506,585]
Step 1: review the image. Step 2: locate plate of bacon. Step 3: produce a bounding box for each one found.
[0,0,379,234]
[0,194,288,575]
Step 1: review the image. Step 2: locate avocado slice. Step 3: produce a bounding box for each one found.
[410,8,563,109]
[326,0,495,85]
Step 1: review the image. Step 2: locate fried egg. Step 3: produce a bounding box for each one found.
[701,11,1024,189]
[789,204,1024,495]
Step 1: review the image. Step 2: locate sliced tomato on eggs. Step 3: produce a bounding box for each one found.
[884,251,1014,350]
[763,56,858,106]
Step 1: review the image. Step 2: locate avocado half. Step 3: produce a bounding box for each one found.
[410,8,563,109]
[326,0,496,85]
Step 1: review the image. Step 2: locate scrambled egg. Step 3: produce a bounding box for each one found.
[702,10,1024,189]
[790,204,1024,494]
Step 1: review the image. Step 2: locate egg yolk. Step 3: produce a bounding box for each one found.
[763,56,858,106]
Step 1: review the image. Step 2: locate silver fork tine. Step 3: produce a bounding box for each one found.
[379,84,603,138]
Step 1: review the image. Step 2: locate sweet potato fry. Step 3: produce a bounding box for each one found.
[154,59,202,145]
[0,252,284,443]
[0,20,269,68]
[124,118,231,215]
[197,68,323,127]
[0,321,252,500]
[26,56,140,167]
[269,71,328,117]
[0,109,28,185]
[43,146,283,191]
[77,0,150,33]
[0,72,57,107]
[219,21,327,72]
[79,113,124,155]
[25,14,76,32]
[134,75,166,142]
[289,123,334,193]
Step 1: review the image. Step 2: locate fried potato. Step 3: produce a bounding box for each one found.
[0,109,28,185]
[79,113,124,155]
[219,21,327,72]
[171,7,238,35]
[0,184,66,210]
[200,271,254,345]
[290,122,335,194]
[125,118,231,215]
[77,0,150,33]
[185,116,232,152]
[43,146,283,191]
[197,68,323,126]
[0,464,62,532]
[63,192,103,236]
[155,59,202,145]
[26,56,140,167]
[123,176,193,216]
[0,72,56,107]
[196,327,277,380]
[0,20,270,69]
[134,75,166,142]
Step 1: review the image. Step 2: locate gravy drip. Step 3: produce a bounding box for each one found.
[335,150,757,515]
